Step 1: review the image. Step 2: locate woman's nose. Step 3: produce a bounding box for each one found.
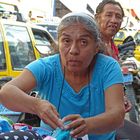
[69,42,79,55]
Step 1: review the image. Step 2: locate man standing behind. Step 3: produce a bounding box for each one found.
[95,0,140,139]
[95,0,122,61]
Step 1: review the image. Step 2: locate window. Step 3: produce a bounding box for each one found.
[32,27,55,56]
[32,28,52,45]
[5,24,36,70]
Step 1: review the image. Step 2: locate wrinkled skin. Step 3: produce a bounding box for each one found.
[59,24,98,74]
[96,4,123,41]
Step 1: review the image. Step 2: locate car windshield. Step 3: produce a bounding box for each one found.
[4,24,36,70]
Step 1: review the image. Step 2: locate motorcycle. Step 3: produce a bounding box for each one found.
[118,36,140,123]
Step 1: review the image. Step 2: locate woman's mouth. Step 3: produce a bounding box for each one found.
[68,60,81,66]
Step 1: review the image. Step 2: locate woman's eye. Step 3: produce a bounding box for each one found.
[106,14,112,17]
[61,38,70,46]
[63,38,70,44]
[81,40,87,46]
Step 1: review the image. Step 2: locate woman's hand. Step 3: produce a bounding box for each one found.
[35,99,64,129]
[62,114,88,138]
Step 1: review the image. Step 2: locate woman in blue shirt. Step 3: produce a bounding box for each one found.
[0,12,125,140]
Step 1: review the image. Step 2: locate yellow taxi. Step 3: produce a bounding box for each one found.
[0,19,56,86]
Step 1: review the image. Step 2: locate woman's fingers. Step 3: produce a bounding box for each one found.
[37,100,64,129]
[46,109,64,129]
[70,121,87,138]
[62,115,88,138]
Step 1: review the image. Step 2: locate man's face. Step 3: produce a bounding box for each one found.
[97,4,123,38]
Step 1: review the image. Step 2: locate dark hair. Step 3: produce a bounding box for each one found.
[96,0,124,17]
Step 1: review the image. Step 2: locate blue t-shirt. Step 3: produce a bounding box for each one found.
[25,53,123,140]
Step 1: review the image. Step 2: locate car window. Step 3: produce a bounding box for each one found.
[32,27,58,57]
[0,31,6,70]
[32,28,52,45]
[4,24,36,70]
[32,28,53,57]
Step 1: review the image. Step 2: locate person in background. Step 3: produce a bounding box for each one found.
[95,0,121,58]
[95,0,140,139]
[95,0,131,111]
[28,10,32,21]
[0,12,125,140]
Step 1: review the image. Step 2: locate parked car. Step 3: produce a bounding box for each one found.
[0,19,57,85]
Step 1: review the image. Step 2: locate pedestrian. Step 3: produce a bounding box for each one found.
[95,0,140,139]
[0,12,125,140]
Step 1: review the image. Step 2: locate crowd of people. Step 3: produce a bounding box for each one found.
[0,0,140,140]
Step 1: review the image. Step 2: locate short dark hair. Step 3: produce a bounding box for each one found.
[96,0,124,17]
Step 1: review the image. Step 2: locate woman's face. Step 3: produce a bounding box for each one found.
[58,23,98,73]
[97,4,123,38]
